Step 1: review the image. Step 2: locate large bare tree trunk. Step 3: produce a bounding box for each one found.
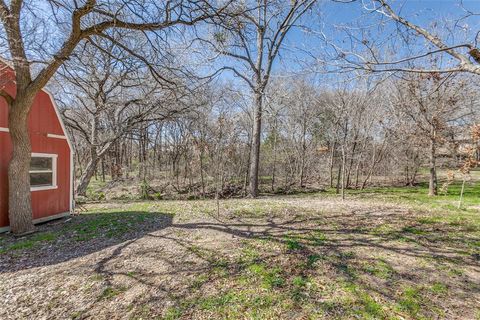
[271,123,278,192]
[76,116,101,196]
[335,163,342,194]
[243,138,251,197]
[249,91,263,197]
[199,144,206,197]
[299,117,307,188]
[409,167,418,186]
[101,158,106,182]
[346,139,357,188]
[329,140,336,188]
[354,160,361,189]
[76,156,100,196]
[8,98,35,234]
[341,143,346,200]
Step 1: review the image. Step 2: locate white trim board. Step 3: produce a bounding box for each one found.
[31,152,58,158]
[0,130,68,139]
[47,133,68,140]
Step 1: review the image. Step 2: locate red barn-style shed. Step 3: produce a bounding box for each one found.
[0,61,74,232]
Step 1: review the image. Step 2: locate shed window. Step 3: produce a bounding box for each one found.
[30,154,57,191]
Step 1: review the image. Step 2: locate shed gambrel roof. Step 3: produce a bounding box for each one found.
[0,57,73,152]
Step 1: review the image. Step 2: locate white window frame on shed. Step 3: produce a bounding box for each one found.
[30,153,58,191]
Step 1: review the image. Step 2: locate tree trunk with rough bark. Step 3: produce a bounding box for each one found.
[341,143,346,200]
[76,155,100,196]
[428,133,438,196]
[299,117,307,188]
[335,163,342,194]
[249,91,263,197]
[271,123,278,192]
[329,140,336,188]
[346,139,357,188]
[8,97,35,235]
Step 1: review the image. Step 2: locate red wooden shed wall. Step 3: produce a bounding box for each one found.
[0,78,72,228]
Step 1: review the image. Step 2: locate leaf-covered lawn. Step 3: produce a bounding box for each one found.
[0,193,478,319]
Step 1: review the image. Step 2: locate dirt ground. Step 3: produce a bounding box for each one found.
[0,195,479,319]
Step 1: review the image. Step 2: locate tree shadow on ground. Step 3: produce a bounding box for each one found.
[84,208,479,319]
[1,208,477,273]
[172,211,479,268]
[0,205,478,319]
[0,211,173,273]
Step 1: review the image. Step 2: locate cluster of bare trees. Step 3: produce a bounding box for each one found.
[1,0,480,233]
[67,71,479,200]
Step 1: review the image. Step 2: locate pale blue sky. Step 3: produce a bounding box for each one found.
[266,0,480,81]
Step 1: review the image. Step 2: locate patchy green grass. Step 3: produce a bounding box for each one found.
[247,263,285,289]
[397,286,423,318]
[363,259,395,279]
[2,192,479,319]
[306,254,322,268]
[146,193,479,319]
[69,211,153,241]
[284,237,303,251]
[163,288,282,320]
[98,286,127,301]
[343,282,386,319]
[429,282,448,295]
[0,209,172,255]
[0,232,57,253]
[334,179,480,215]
